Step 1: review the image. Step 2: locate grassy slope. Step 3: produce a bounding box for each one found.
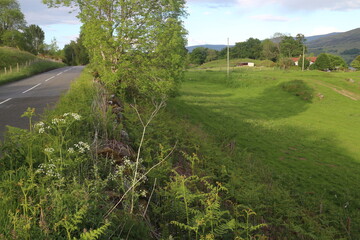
[169,68,360,237]
[0,47,36,69]
[0,47,65,85]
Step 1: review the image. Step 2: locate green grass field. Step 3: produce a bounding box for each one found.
[168,68,360,238]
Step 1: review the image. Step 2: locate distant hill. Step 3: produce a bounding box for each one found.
[305,32,341,42]
[186,44,233,52]
[306,28,360,64]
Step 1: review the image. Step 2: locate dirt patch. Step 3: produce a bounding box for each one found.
[314,81,360,101]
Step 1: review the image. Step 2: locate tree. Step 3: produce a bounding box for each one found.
[232,38,262,59]
[279,35,303,58]
[313,53,347,70]
[0,0,26,42]
[261,39,278,61]
[63,35,89,66]
[351,55,360,70]
[313,53,330,70]
[23,24,45,54]
[43,0,187,99]
[1,29,25,49]
[190,47,207,65]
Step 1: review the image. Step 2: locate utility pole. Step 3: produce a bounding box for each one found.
[302,45,305,71]
[227,38,230,78]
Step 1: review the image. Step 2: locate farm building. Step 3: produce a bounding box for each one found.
[291,57,317,66]
[237,62,255,67]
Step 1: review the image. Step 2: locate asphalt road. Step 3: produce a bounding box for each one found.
[0,66,84,141]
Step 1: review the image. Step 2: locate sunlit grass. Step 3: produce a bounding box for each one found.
[168,68,360,237]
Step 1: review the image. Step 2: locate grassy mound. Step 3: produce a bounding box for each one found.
[0,47,36,69]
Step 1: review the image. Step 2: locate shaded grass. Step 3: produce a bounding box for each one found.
[168,68,360,238]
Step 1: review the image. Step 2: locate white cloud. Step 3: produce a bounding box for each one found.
[188,0,360,11]
[18,0,79,25]
[251,14,291,22]
[309,27,341,36]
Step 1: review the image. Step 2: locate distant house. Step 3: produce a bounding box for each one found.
[291,57,317,66]
[237,62,255,67]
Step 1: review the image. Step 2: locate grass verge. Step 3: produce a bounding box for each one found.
[0,60,66,86]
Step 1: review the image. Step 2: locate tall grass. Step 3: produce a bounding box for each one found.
[0,60,65,85]
[0,47,36,69]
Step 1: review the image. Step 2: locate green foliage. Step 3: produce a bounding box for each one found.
[1,29,26,49]
[277,57,294,69]
[232,38,262,60]
[23,24,45,54]
[279,34,306,58]
[261,39,278,62]
[0,0,26,39]
[63,34,89,66]
[314,53,347,70]
[44,0,188,100]
[190,47,208,65]
[351,55,360,70]
[0,46,35,69]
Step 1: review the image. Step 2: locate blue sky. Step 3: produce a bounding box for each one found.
[18,0,360,48]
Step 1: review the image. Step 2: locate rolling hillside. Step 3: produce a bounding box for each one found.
[306,28,360,63]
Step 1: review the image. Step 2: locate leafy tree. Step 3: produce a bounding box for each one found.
[313,53,346,70]
[43,37,60,56]
[23,24,45,54]
[279,35,304,58]
[313,53,330,70]
[0,0,26,40]
[351,55,360,70]
[63,35,89,66]
[190,47,207,65]
[205,48,218,62]
[232,38,262,59]
[1,29,25,49]
[261,39,278,61]
[43,0,187,99]
[328,54,347,69]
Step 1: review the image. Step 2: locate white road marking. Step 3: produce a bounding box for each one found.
[22,83,42,94]
[0,98,12,105]
[45,76,55,82]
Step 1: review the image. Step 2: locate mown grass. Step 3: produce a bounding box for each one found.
[168,68,360,238]
[193,58,276,70]
[0,60,65,85]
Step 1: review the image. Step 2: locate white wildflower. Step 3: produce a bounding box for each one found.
[44,147,55,154]
[71,113,81,120]
[52,118,60,125]
[68,148,75,154]
[35,122,44,128]
[39,128,45,134]
[140,190,147,197]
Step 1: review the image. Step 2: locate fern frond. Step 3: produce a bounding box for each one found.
[78,221,111,240]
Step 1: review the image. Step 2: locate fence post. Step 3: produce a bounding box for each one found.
[10,66,12,73]
[17,63,19,72]
[5,67,7,74]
